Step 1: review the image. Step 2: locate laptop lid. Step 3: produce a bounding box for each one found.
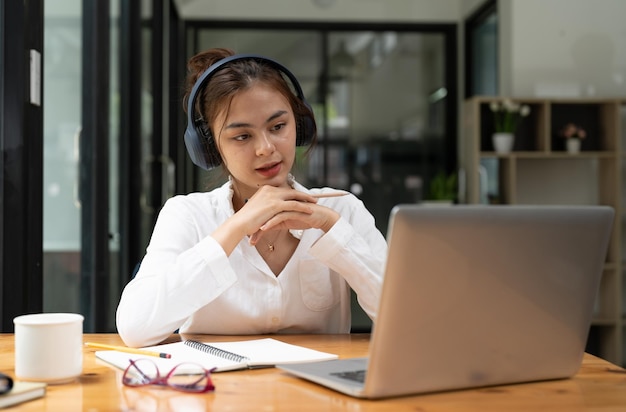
[280,205,613,399]
[361,204,613,398]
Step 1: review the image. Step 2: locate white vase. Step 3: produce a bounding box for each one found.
[492,132,514,154]
[566,138,581,154]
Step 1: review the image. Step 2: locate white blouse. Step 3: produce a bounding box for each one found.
[116,180,387,347]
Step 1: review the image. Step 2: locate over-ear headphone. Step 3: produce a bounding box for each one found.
[184,54,316,170]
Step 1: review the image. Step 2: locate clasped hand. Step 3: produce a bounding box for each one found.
[240,186,340,246]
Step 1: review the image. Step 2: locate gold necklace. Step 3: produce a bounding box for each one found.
[265,230,282,252]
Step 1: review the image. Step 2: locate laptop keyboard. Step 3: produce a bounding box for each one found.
[330,370,367,383]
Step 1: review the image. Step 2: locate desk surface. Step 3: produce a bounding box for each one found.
[1,333,626,411]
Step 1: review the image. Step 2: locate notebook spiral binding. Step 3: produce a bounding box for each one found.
[184,340,249,363]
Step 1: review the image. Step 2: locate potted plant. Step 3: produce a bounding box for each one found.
[424,171,457,205]
[559,123,586,154]
[489,99,531,154]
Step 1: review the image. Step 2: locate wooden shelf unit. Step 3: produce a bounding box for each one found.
[461,96,624,365]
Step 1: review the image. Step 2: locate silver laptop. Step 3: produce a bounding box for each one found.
[278,205,614,399]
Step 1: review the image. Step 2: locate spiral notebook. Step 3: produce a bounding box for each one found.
[95,338,338,372]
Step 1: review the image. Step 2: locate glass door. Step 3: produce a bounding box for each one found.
[14,0,175,331]
[42,0,83,314]
[43,0,120,331]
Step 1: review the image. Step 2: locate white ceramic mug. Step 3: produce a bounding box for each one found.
[14,313,84,384]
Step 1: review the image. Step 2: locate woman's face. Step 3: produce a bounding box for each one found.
[213,82,297,199]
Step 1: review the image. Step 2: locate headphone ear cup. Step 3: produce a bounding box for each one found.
[184,121,222,170]
[297,114,316,146]
[296,101,316,146]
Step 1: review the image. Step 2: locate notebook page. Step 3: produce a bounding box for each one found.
[196,338,338,367]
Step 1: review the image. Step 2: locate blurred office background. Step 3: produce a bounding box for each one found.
[2,1,625,348]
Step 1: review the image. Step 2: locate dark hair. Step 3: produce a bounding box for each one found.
[182,48,317,171]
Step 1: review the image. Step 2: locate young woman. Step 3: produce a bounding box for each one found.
[116,48,387,347]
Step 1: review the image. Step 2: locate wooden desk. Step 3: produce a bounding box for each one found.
[1,333,626,411]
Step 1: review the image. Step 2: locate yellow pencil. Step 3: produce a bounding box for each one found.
[311,191,350,198]
[85,342,172,359]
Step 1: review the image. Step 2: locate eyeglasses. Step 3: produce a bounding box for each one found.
[122,359,215,393]
[0,372,13,395]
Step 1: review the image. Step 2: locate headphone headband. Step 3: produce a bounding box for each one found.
[184,54,315,170]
